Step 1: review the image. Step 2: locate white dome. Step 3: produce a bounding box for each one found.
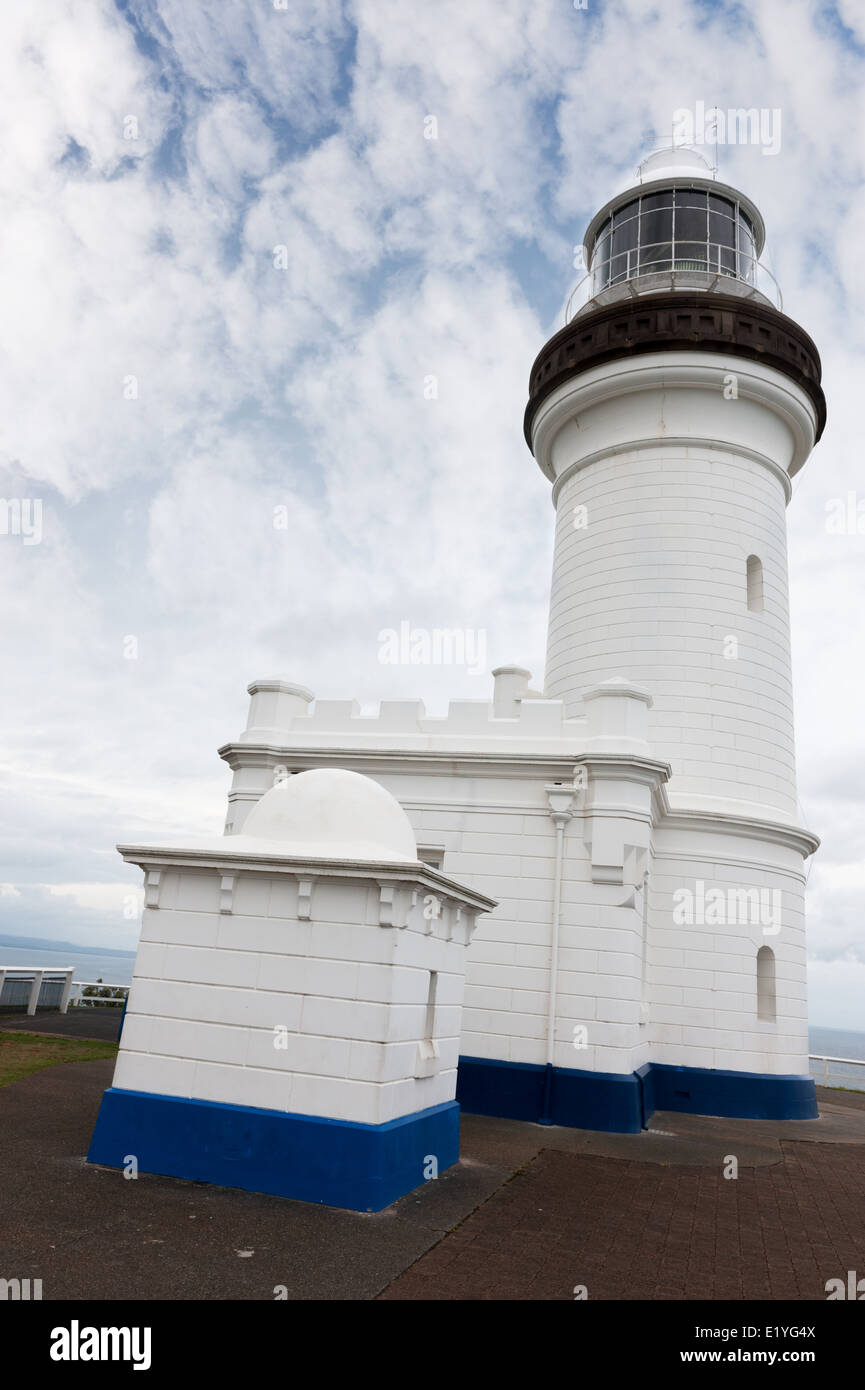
[242,768,419,863]
[637,145,714,185]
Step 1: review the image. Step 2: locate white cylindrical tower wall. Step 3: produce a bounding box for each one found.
[531,351,821,821]
[648,824,811,1076]
[548,443,794,814]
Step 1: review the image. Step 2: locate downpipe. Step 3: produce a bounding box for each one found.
[539,784,576,1126]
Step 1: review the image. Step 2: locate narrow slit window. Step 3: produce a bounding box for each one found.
[415,971,440,1076]
[746,554,764,612]
[757,946,776,1022]
[424,971,438,1046]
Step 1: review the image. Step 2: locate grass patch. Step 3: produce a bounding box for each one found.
[0,1030,117,1087]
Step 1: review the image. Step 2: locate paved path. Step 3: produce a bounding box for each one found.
[0,1008,123,1042]
[380,1091,865,1300]
[2,1055,864,1301]
[380,1136,865,1300]
[0,1059,510,1301]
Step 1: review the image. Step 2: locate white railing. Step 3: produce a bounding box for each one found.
[809,1054,865,1093]
[566,241,783,322]
[0,967,75,1015]
[69,981,129,1009]
[0,968,130,1015]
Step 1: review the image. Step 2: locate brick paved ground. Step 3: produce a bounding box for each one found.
[0,1058,512,1300]
[3,1039,864,1300]
[379,1136,865,1300]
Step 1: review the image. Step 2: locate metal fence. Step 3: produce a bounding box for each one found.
[0,969,129,1014]
[0,968,75,1015]
[809,1055,865,1093]
[69,982,129,1009]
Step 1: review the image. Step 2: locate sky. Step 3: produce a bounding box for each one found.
[0,0,863,1028]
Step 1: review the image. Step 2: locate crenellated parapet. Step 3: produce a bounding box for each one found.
[233,672,589,755]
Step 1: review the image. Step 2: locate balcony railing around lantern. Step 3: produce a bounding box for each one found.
[565,241,783,323]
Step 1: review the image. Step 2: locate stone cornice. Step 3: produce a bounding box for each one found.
[218,744,819,858]
[529,351,818,484]
[524,291,826,451]
[117,843,497,914]
[573,752,672,789]
[650,790,820,859]
[218,742,585,780]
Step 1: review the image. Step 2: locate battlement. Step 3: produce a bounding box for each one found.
[236,680,586,754]
[226,670,664,762]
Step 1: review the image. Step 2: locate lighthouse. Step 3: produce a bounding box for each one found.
[527,145,825,825]
[203,145,827,1133]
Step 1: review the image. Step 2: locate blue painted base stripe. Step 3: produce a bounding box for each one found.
[641,1063,819,1121]
[87,1088,458,1212]
[457,1056,643,1132]
[457,1057,818,1129]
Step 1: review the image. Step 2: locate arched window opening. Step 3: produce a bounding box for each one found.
[746,555,764,612]
[757,946,776,1022]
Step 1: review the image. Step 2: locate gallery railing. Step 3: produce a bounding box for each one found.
[566,241,783,322]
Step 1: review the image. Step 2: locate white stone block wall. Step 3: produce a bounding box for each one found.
[399,796,559,1069]
[555,886,644,1075]
[217,677,815,1085]
[648,825,809,1074]
[219,759,659,1077]
[112,863,483,1126]
[547,445,796,817]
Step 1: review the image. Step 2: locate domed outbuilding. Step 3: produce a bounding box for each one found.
[88,768,495,1210]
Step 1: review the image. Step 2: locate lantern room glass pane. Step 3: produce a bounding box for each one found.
[609,199,639,284]
[591,226,609,293]
[737,210,756,283]
[639,190,674,272]
[709,193,737,274]
[673,188,708,270]
[590,221,610,292]
[675,241,710,271]
[676,187,708,210]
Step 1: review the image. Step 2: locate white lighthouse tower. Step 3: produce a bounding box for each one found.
[210,145,825,1132]
[531,145,824,826]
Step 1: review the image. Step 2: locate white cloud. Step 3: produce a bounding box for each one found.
[49,882,143,914]
[133,0,350,134]
[0,0,862,1024]
[808,958,865,1032]
[193,96,278,200]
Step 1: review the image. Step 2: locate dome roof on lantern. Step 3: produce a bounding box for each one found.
[635,145,715,184]
[241,767,419,863]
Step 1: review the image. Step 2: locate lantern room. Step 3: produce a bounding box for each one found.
[569,145,781,320]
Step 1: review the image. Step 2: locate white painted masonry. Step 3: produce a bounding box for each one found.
[537,355,814,819]
[109,770,494,1125]
[219,674,815,1081]
[217,150,822,1096]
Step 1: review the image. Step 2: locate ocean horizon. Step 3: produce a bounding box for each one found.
[0,944,136,988]
[808,1026,865,1063]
